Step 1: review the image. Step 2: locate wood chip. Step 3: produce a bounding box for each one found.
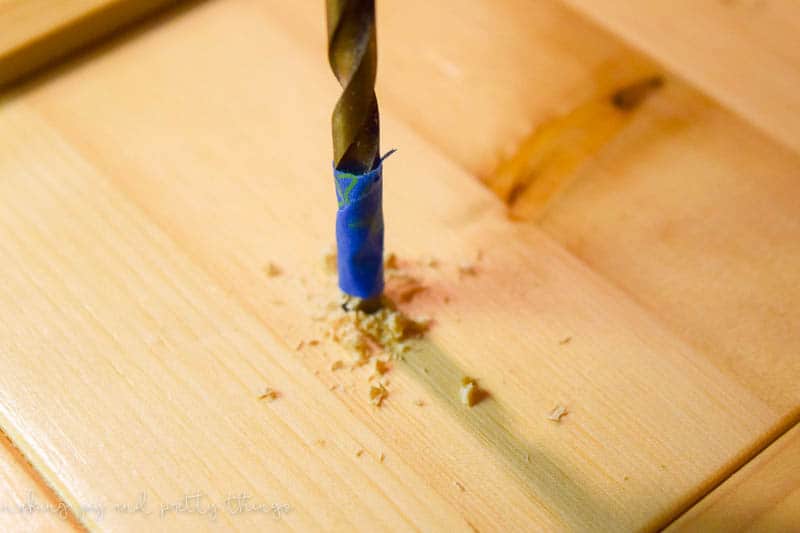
[369,384,388,407]
[460,377,479,407]
[330,360,344,371]
[413,399,425,407]
[258,387,279,401]
[323,245,337,275]
[559,336,572,345]
[454,481,465,492]
[458,262,477,276]
[355,448,364,458]
[264,262,282,277]
[379,452,385,463]
[547,404,568,422]
[384,252,398,270]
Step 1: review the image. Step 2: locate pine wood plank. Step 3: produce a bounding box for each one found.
[559,0,800,155]
[539,80,800,415]
[264,0,800,417]
[0,103,467,532]
[669,423,800,531]
[266,0,653,179]
[0,0,177,87]
[3,0,787,529]
[0,433,78,531]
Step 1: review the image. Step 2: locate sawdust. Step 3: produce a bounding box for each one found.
[547,405,568,422]
[460,377,480,407]
[264,262,283,277]
[258,387,280,402]
[312,248,491,408]
[322,245,338,275]
[369,383,388,406]
[458,262,477,276]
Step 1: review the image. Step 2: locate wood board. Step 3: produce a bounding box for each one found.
[0,0,798,530]
[270,0,800,418]
[0,0,177,87]
[0,432,78,531]
[560,0,800,156]
[669,423,800,531]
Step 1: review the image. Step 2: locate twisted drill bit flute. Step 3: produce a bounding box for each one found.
[327,0,380,174]
[327,0,387,311]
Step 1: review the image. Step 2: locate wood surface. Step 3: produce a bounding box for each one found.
[0,0,798,531]
[0,0,177,87]
[0,432,78,531]
[669,423,800,532]
[560,0,800,155]
[274,0,800,418]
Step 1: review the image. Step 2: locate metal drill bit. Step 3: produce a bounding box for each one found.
[327,0,380,174]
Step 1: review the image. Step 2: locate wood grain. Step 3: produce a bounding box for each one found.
[265,0,800,417]
[559,0,800,155]
[540,80,800,416]
[0,0,177,87]
[669,423,800,531]
[263,0,656,179]
[0,432,79,531]
[0,0,788,530]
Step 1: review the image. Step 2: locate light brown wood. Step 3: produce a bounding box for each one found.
[271,0,800,417]
[0,0,798,530]
[0,0,790,530]
[0,432,78,531]
[559,0,800,155]
[0,0,177,87]
[268,0,652,178]
[539,80,800,416]
[669,423,800,531]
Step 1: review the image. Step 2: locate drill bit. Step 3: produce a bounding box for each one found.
[327,0,380,174]
[327,0,384,312]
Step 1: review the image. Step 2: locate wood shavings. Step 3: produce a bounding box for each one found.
[424,256,439,268]
[308,339,320,347]
[379,452,385,463]
[295,340,305,351]
[460,377,480,407]
[369,384,388,407]
[317,252,438,407]
[264,262,282,277]
[547,405,568,422]
[398,283,426,303]
[330,360,344,371]
[559,336,572,345]
[258,387,279,401]
[322,245,337,274]
[369,359,389,381]
[355,448,365,458]
[458,262,477,276]
[454,481,465,492]
[384,252,398,270]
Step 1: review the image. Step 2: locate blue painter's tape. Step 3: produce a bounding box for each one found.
[334,162,385,298]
